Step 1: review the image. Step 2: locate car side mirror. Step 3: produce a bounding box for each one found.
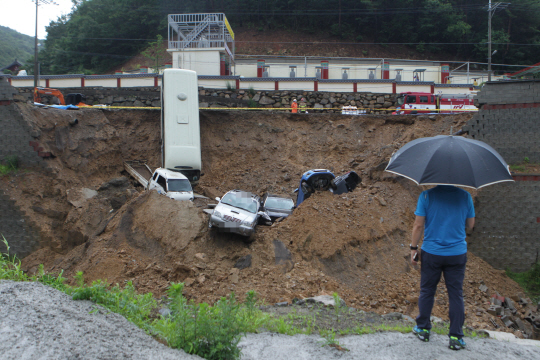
[215,197,221,201]
[293,188,298,193]
[257,211,266,216]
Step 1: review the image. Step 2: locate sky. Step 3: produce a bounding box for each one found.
[0,0,74,39]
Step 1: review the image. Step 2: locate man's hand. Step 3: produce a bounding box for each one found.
[411,250,420,266]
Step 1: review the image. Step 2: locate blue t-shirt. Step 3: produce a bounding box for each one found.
[414,185,475,256]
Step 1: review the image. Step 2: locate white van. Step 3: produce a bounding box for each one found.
[147,168,194,201]
[161,68,202,184]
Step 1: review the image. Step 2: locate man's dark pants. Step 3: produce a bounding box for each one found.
[416,250,467,338]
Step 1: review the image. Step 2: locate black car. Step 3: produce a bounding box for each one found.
[260,193,295,223]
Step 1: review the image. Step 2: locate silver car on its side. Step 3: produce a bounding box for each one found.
[208,190,269,237]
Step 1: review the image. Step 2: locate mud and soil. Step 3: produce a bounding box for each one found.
[2,104,527,335]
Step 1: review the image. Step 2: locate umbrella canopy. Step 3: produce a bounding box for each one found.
[384,135,514,189]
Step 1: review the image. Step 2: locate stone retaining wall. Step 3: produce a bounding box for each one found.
[14,87,398,113]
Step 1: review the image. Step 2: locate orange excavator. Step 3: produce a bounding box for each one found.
[33,87,89,107]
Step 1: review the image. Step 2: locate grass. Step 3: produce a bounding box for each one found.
[0,236,486,359]
[506,262,540,302]
[247,99,258,108]
[0,155,19,175]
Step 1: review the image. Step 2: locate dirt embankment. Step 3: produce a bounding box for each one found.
[2,104,526,332]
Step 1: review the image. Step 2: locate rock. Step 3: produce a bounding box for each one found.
[403,315,416,323]
[195,253,207,262]
[370,301,379,308]
[376,196,387,206]
[305,295,346,307]
[329,97,336,104]
[158,308,172,317]
[259,96,276,105]
[276,302,289,307]
[99,177,129,190]
[66,188,98,208]
[184,277,195,287]
[197,275,206,284]
[234,254,252,270]
[382,312,402,320]
[377,96,385,103]
[430,316,444,324]
[252,94,261,102]
[429,115,436,121]
[383,101,393,108]
[313,103,323,109]
[479,284,488,292]
[320,99,329,105]
[283,174,291,182]
[199,102,209,108]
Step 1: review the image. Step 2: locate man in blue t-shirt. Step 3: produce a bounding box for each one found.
[410,185,475,351]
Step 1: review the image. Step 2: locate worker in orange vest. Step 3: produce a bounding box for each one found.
[291,99,298,113]
[299,98,308,113]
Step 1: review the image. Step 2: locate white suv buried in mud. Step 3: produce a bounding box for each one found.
[147,168,194,201]
[209,190,268,237]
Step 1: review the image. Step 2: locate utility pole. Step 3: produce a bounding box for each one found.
[32,0,58,91]
[486,1,510,82]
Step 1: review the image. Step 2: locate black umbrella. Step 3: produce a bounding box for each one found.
[384,135,514,189]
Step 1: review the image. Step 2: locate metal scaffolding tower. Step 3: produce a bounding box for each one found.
[168,13,235,64]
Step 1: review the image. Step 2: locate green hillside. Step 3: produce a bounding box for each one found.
[0,26,35,72]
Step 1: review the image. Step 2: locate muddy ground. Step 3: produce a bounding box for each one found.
[1,104,530,335]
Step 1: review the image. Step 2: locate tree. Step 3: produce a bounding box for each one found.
[142,35,166,73]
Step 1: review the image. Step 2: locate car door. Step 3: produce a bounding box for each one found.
[148,171,159,191]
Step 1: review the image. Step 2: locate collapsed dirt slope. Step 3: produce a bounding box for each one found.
[4,104,524,333]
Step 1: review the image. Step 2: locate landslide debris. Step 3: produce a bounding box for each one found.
[2,103,526,334]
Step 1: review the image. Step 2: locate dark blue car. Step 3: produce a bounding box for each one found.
[295,169,361,206]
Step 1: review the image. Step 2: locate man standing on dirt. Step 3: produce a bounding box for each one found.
[299,98,308,114]
[291,99,298,113]
[410,185,475,351]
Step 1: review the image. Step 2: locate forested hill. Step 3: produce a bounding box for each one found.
[36,0,540,75]
[0,26,35,71]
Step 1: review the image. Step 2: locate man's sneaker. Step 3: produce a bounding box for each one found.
[449,336,466,350]
[413,326,430,342]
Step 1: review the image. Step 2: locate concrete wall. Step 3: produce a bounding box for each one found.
[172,49,221,76]
[464,80,540,272]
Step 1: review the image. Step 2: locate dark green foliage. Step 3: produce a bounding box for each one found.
[40,0,166,74]
[0,26,35,70]
[28,0,540,75]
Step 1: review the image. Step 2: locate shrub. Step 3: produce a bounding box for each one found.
[5,155,19,170]
[247,99,258,108]
[152,283,248,360]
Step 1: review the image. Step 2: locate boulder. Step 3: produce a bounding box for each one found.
[303,295,346,307]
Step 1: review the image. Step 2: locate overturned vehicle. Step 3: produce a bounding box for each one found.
[295,169,361,206]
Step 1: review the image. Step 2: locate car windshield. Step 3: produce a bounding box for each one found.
[221,193,258,213]
[397,95,405,106]
[167,179,192,192]
[265,197,294,210]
